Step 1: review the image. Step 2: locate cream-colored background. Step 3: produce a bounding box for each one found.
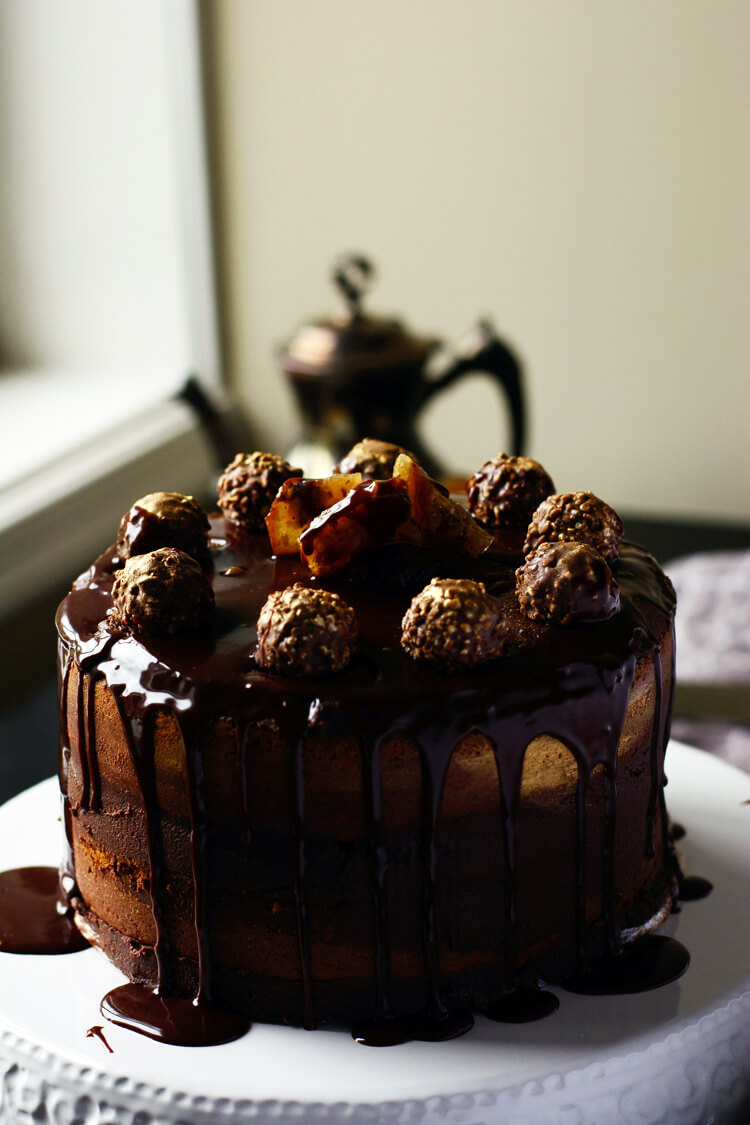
[205,0,749,523]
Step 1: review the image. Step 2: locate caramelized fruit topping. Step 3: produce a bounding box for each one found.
[265,474,363,555]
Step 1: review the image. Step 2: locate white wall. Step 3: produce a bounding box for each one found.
[207,0,750,522]
[0,0,190,371]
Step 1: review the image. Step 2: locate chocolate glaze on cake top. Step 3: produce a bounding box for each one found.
[55,493,682,1044]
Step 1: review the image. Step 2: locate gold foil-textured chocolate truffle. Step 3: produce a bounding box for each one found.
[516,541,621,625]
[467,453,555,530]
[401,577,504,670]
[255,583,357,676]
[523,491,624,563]
[116,492,210,561]
[111,548,214,636]
[217,452,303,532]
[334,438,416,480]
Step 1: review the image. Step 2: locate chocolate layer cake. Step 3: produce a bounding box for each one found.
[56,447,678,1040]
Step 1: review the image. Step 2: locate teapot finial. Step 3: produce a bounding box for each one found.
[331,253,375,320]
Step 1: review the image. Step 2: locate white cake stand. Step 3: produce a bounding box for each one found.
[0,741,748,1125]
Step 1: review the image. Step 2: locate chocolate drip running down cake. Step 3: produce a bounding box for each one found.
[56,444,683,1045]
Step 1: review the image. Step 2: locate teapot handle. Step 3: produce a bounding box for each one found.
[418,320,526,457]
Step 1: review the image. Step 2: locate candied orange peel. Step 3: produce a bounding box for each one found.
[265,457,492,577]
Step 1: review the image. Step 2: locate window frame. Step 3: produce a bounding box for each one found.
[0,0,225,620]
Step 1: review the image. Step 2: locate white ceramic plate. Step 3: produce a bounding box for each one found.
[0,741,748,1125]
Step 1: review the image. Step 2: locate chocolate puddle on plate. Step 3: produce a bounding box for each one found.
[100,983,251,1048]
[560,934,690,996]
[0,867,88,955]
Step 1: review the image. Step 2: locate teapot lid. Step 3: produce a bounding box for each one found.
[280,254,439,379]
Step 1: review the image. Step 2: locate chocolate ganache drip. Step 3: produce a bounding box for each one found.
[55,521,682,1045]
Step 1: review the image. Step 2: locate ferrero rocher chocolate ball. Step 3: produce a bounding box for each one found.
[217,452,302,532]
[116,492,210,561]
[111,548,214,636]
[401,577,504,670]
[523,491,624,563]
[467,453,555,530]
[516,541,621,625]
[334,438,416,480]
[255,583,357,676]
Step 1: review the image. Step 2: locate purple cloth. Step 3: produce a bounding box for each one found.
[666,550,750,774]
